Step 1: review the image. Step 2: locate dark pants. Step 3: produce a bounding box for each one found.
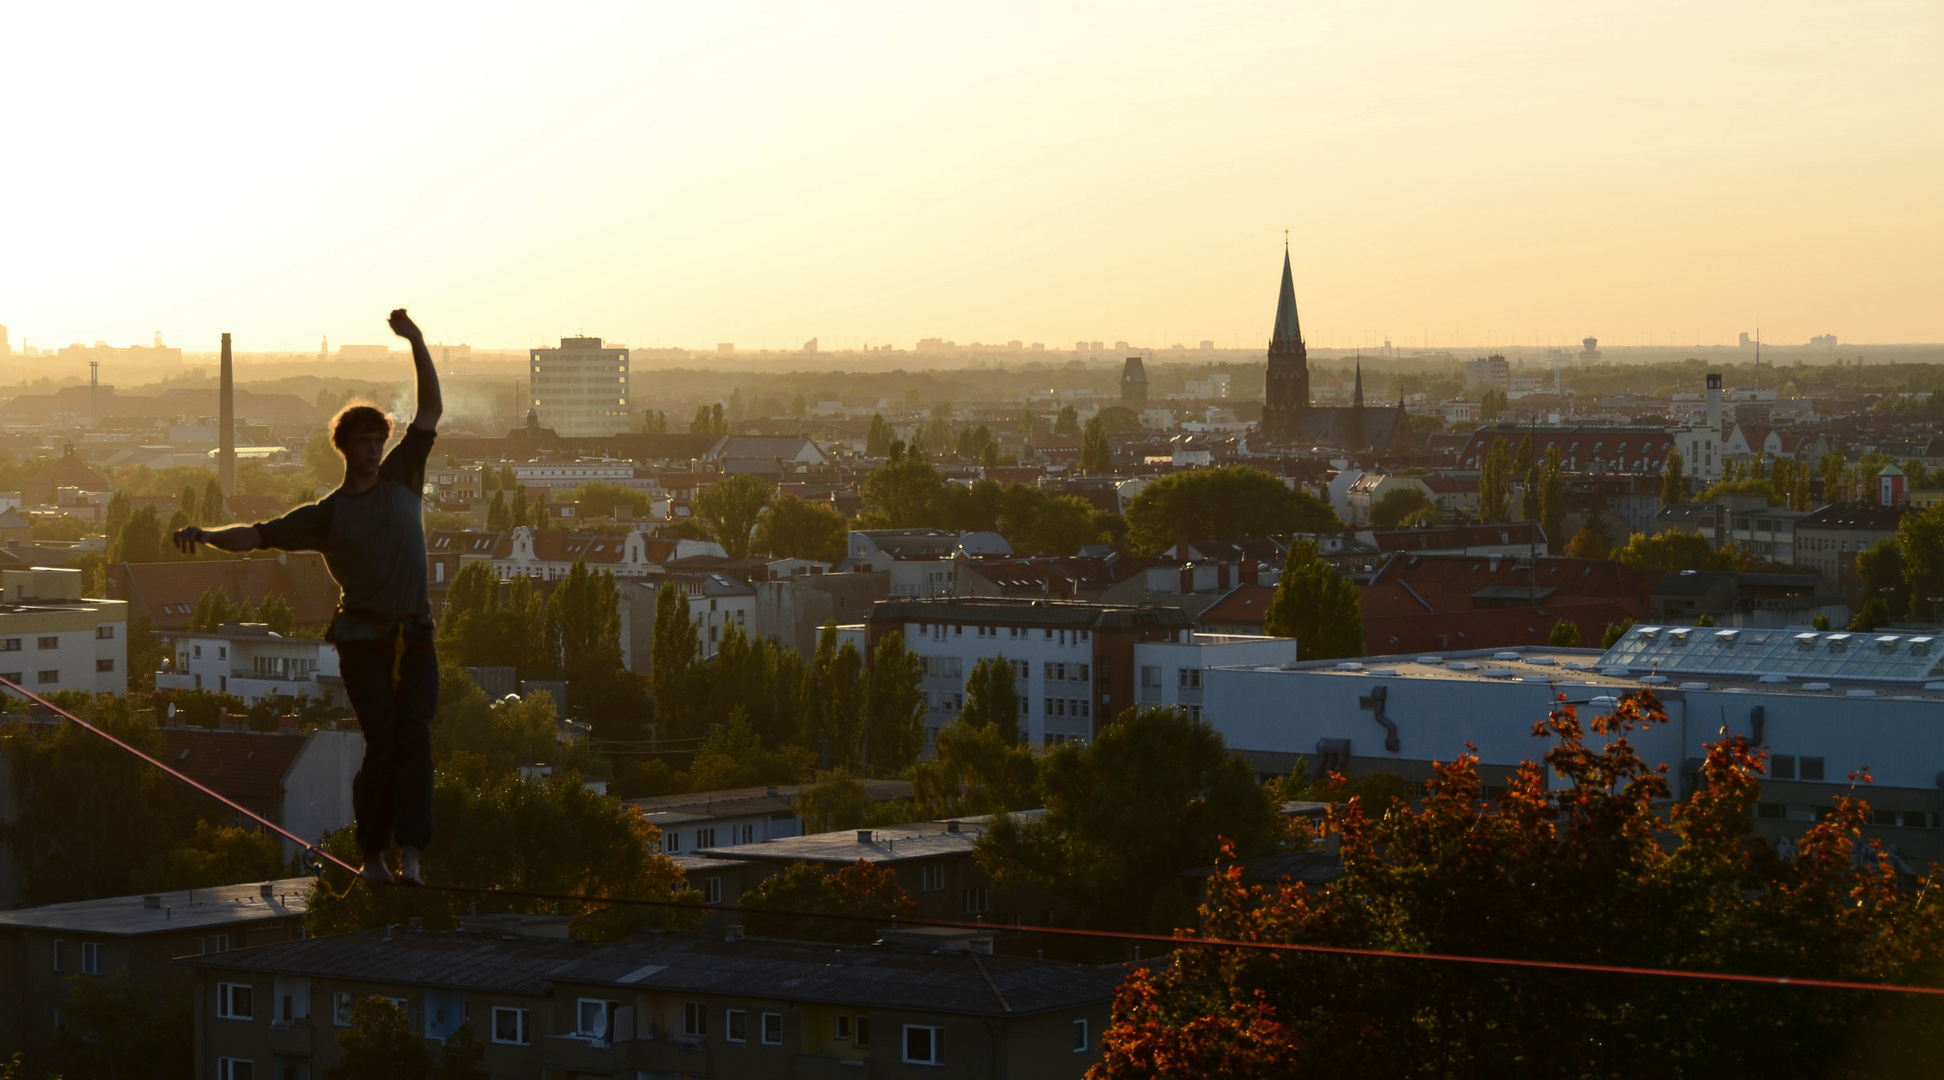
[339,632,439,853]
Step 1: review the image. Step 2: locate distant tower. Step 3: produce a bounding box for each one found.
[320,334,328,362]
[1259,244,1310,440]
[1348,359,1367,449]
[220,332,236,496]
[1120,356,1148,408]
[89,361,99,425]
[153,331,163,348]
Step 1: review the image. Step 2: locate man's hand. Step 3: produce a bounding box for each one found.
[173,526,208,555]
[389,308,423,341]
[173,524,262,554]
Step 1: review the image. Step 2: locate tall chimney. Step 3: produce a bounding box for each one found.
[220,332,236,495]
[1704,372,1722,432]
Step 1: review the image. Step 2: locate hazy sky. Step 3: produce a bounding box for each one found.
[5,1,1940,354]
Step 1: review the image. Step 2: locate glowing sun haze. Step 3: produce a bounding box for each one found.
[5,1,1940,353]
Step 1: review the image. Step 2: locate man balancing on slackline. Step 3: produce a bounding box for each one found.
[174,308,441,888]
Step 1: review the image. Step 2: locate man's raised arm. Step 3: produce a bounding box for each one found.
[390,308,442,432]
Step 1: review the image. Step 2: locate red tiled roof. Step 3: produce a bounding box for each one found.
[162,728,310,807]
[1369,522,1546,553]
[1366,554,1663,611]
[1199,584,1276,631]
[24,454,111,502]
[108,555,341,630]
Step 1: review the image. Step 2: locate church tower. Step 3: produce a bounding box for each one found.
[1259,245,1309,441]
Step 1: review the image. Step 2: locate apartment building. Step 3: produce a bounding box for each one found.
[867,597,1238,746]
[0,567,127,695]
[530,336,631,437]
[157,622,344,707]
[183,919,1126,1080]
[0,879,310,1071]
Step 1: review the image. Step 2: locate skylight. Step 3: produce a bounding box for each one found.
[1598,624,1944,684]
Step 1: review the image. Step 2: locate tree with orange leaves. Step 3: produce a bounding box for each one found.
[1090,691,1944,1079]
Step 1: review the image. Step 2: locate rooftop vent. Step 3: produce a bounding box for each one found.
[857,830,873,843]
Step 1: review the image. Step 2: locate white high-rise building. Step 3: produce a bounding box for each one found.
[530,336,631,437]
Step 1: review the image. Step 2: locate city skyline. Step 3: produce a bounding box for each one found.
[3,2,1940,353]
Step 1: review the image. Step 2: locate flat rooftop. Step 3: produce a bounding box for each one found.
[1225,643,1944,701]
[0,878,312,937]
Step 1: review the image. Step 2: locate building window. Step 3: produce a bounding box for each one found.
[904,1024,945,1065]
[51,940,65,972]
[697,827,716,848]
[217,983,254,1020]
[333,993,354,1026]
[577,999,618,1040]
[704,877,723,904]
[95,625,115,639]
[80,942,104,975]
[217,1060,254,1080]
[203,934,230,954]
[1074,1019,1090,1052]
[664,831,680,853]
[1177,668,1202,689]
[762,1011,784,1045]
[1801,757,1825,782]
[36,670,57,685]
[96,659,114,672]
[684,1002,708,1037]
[963,886,989,914]
[1770,755,1796,780]
[0,639,17,651]
[920,865,945,892]
[835,1014,852,1041]
[856,1016,871,1047]
[726,1009,748,1043]
[37,636,57,649]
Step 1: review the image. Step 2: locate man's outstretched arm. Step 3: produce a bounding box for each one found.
[173,524,262,554]
[390,308,442,432]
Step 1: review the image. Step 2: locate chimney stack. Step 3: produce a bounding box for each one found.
[219,333,236,495]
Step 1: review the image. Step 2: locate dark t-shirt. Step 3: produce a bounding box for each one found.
[256,427,434,637]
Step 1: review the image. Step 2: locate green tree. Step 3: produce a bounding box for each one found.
[324,997,435,1080]
[1262,540,1365,660]
[858,451,946,529]
[1617,528,1725,572]
[1662,446,1687,505]
[1855,537,1907,619]
[863,631,926,771]
[866,413,893,457]
[1548,619,1581,647]
[800,626,866,768]
[959,655,1020,744]
[1124,467,1339,556]
[1538,444,1567,542]
[110,503,166,563]
[1478,438,1511,522]
[1080,416,1112,473]
[257,593,297,636]
[910,720,1038,819]
[436,1021,490,1080]
[1601,618,1637,647]
[1369,486,1434,529]
[1848,596,1891,632]
[103,488,133,548]
[486,490,510,530]
[1091,693,1944,1079]
[200,476,229,524]
[650,582,703,741]
[794,769,871,835]
[1897,501,1944,621]
[1516,436,1537,521]
[306,768,700,942]
[755,493,849,562]
[1054,405,1080,436]
[44,973,192,1080]
[691,474,774,558]
[430,666,557,774]
[978,706,1278,933]
[134,819,284,891]
[739,858,923,944]
[0,697,195,904]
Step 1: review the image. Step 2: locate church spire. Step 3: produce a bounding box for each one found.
[1353,358,1364,408]
[1271,245,1303,349]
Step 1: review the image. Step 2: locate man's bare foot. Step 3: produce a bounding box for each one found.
[397,846,425,887]
[361,854,395,888]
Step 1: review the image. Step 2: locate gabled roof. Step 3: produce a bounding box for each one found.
[1797,504,1910,531]
[178,925,598,994]
[108,555,340,630]
[1365,554,1662,612]
[1368,521,1546,553]
[1198,584,1276,630]
[162,728,315,804]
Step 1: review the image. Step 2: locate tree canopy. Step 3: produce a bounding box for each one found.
[976,706,1278,933]
[1091,691,1944,1079]
[1262,540,1365,660]
[691,474,774,558]
[739,858,923,944]
[1123,467,1339,556]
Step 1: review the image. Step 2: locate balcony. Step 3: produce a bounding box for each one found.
[265,1019,314,1055]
